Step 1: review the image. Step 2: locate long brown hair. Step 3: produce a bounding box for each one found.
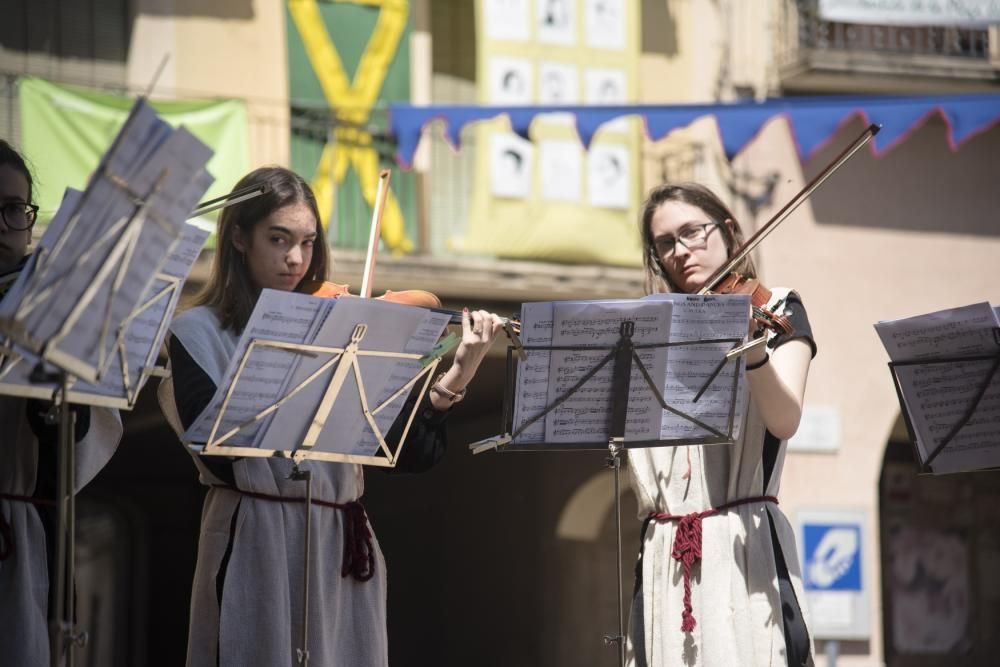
[191,166,329,332]
[639,182,756,294]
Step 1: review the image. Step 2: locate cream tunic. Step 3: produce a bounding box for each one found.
[0,397,121,667]
[168,306,388,667]
[626,288,814,667]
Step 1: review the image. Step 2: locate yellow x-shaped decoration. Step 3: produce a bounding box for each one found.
[289,0,413,253]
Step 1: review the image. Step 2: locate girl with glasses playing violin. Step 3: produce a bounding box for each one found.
[0,139,123,665]
[627,183,817,667]
[160,166,504,667]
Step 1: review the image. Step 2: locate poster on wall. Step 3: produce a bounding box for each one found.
[537,0,576,45]
[584,68,626,104]
[584,0,625,50]
[888,525,970,653]
[585,68,628,131]
[540,139,582,202]
[587,143,629,209]
[488,56,534,105]
[490,133,534,198]
[539,61,579,104]
[483,0,530,41]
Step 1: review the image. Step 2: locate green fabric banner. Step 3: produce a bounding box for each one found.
[18,77,250,232]
[286,0,415,253]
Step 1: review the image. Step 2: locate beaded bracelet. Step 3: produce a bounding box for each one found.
[430,372,467,403]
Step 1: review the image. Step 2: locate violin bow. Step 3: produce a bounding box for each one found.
[698,123,881,296]
[360,170,392,299]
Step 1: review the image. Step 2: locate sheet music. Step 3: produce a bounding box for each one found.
[185,290,330,447]
[875,302,1000,474]
[0,99,214,384]
[642,293,751,440]
[511,299,673,444]
[545,300,671,443]
[0,219,210,407]
[511,301,555,443]
[186,293,449,460]
[263,298,449,457]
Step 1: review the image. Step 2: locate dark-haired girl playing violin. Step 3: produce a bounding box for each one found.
[162,166,503,667]
[627,183,816,667]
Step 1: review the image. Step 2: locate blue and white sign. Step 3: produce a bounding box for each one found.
[803,523,862,591]
[797,509,871,640]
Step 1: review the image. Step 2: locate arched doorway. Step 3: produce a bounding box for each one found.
[878,415,1000,665]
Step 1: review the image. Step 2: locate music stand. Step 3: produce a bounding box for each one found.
[887,334,1000,475]
[471,319,747,667]
[0,101,229,665]
[182,296,453,666]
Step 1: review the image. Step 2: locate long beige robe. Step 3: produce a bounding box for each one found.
[0,397,121,667]
[167,306,388,667]
[626,288,814,667]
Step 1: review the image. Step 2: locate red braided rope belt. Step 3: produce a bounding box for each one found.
[648,495,778,633]
[211,485,375,582]
[0,493,57,561]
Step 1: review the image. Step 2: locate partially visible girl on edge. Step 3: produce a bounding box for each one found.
[0,138,123,666]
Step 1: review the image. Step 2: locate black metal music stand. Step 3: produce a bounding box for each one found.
[471,320,747,667]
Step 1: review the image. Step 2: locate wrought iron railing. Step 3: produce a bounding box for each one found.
[778,0,995,78]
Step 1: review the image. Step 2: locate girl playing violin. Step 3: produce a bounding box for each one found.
[628,183,816,667]
[163,166,504,667]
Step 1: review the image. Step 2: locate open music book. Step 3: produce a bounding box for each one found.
[876,302,1000,474]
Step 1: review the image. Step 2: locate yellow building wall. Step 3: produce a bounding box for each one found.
[127,0,291,167]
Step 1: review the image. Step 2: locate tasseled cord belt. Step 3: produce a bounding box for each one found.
[0,493,57,561]
[212,485,376,582]
[647,495,777,632]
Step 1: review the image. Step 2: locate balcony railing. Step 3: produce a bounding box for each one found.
[778,0,999,86]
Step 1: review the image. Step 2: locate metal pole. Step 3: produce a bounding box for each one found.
[825,639,839,667]
[292,465,313,667]
[608,441,626,667]
[51,372,79,667]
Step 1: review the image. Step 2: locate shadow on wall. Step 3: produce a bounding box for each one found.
[641,0,679,58]
[137,0,255,19]
[0,0,255,64]
[805,116,1000,238]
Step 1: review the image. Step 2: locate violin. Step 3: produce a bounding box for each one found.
[298,279,444,310]
[710,272,793,335]
[698,122,881,336]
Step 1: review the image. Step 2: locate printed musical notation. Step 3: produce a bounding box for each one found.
[510,294,752,446]
[546,300,669,443]
[0,217,210,407]
[875,302,1000,474]
[642,293,750,441]
[0,100,214,383]
[186,292,450,459]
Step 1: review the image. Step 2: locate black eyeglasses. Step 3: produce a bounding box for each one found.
[0,201,39,231]
[653,222,720,257]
